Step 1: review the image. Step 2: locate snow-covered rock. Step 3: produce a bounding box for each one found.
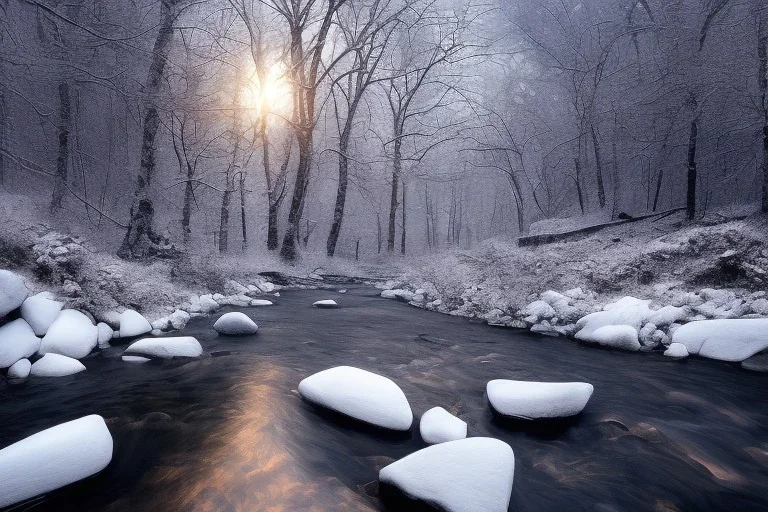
[530,322,567,337]
[122,355,151,363]
[664,343,689,359]
[522,300,555,323]
[0,415,113,508]
[169,309,190,330]
[381,289,414,302]
[487,379,594,419]
[639,322,658,347]
[580,324,640,351]
[39,309,98,359]
[298,366,413,430]
[420,407,467,444]
[20,293,63,336]
[225,280,250,295]
[672,319,768,361]
[313,299,338,308]
[258,281,276,293]
[124,336,203,359]
[0,269,28,318]
[7,358,31,379]
[30,353,86,377]
[0,319,41,368]
[647,306,689,327]
[199,295,219,314]
[379,437,515,512]
[250,299,273,306]
[574,296,650,350]
[96,323,113,349]
[213,312,258,335]
[118,309,152,337]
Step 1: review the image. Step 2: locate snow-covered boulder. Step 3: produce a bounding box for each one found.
[124,336,202,359]
[672,319,768,361]
[381,289,414,302]
[420,407,467,444]
[213,312,258,335]
[298,366,413,430]
[7,358,31,379]
[487,379,594,419]
[522,300,555,323]
[580,325,640,351]
[169,309,190,330]
[379,437,515,512]
[30,353,86,377]
[750,298,768,316]
[122,355,151,363]
[0,319,41,368]
[39,309,98,359]
[118,309,152,337]
[0,415,113,508]
[639,322,658,347]
[250,299,273,306]
[97,323,113,349]
[574,296,650,350]
[0,269,28,318]
[151,317,170,331]
[257,281,277,293]
[313,299,338,308]
[20,293,63,336]
[199,295,219,314]
[664,343,689,359]
[647,305,689,327]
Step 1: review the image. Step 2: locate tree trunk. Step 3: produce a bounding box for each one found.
[219,189,230,253]
[118,0,176,259]
[327,131,350,257]
[51,81,70,211]
[0,85,5,186]
[574,157,585,213]
[400,180,406,255]
[279,135,311,261]
[590,124,606,209]
[759,23,768,213]
[686,118,698,220]
[387,137,402,252]
[239,171,247,251]
[181,165,193,245]
[376,213,382,254]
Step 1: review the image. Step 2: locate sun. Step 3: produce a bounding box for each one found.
[241,62,291,120]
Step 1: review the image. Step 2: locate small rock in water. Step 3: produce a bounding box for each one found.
[664,342,689,359]
[30,353,86,377]
[298,366,412,430]
[39,309,98,359]
[672,319,768,362]
[379,437,515,512]
[0,319,40,368]
[313,299,338,308]
[169,309,191,330]
[7,358,31,379]
[96,322,113,349]
[20,293,63,336]
[250,299,273,306]
[213,312,258,335]
[118,309,152,338]
[122,355,151,363]
[420,407,467,444]
[0,415,113,508]
[487,379,594,419]
[124,336,203,359]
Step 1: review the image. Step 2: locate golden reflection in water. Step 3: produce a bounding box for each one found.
[126,364,376,512]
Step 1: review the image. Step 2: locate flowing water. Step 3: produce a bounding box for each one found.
[1,286,767,512]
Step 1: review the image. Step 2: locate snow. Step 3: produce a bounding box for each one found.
[213,312,258,335]
[0,269,28,318]
[122,355,151,363]
[419,407,467,444]
[169,309,190,330]
[381,289,414,301]
[199,295,220,313]
[664,343,689,359]
[647,306,689,327]
[298,366,413,430]
[20,293,63,336]
[0,415,113,508]
[313,299,338,308]
[97,322,113,349]
[30,353,86,377]
[250,299,274,306]
[118,309,152,337]
[522,300,555,323]
[39,309,98,359]
[580,325,641,351]
[379,437,515,512]
[0,319,41,368]
[487,379,594,419]
[672,319,768,361]
[124,336,203,359]
[7,358,31,379]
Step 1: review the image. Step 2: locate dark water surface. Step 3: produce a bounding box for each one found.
[2,286,768,512]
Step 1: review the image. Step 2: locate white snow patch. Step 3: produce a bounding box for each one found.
[213,312,258,335]
[664,343,689,359]
[313,299,338,308]
[39,309,98,359]
[7,358,31,379]
[581,325,641,351]
[30,353,86,377]
[672,319,768,361]
[250,299,273,306]
[20,293,63,336]
[121,355,151,363]
[0,269,28,318]
[419,407,467,444]
[379,437,515,512]
[118,309,152,337]
[124,336,203,359]
[487,379,594,419]
[522,300,555,323]
[97,323,113,349]
[0,319,41,368]
[0,415,113,508]
[298,366,413,430]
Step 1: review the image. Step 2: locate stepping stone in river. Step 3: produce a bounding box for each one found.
[313,299,338,308]
[486,379,594,420]
[420,407,467,444]
[298,366,412,431]
[379,437,515,512]
[213,312,258,335]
